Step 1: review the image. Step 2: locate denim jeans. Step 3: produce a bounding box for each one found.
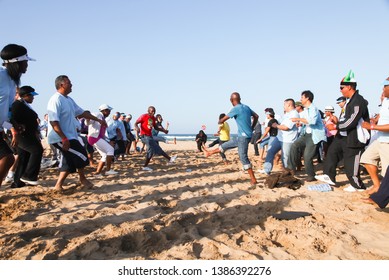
[220,136,251,170]
[263,138,293,174]
[141,135,168,159]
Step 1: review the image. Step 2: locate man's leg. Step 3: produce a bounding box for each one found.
[54,171,70,191]
[238,137,257,185]
[287,135,306,171]
[303,135,318,179]
[344,147,365,189]
[322,136,344,183]
[263,137,281,174]
[78,168,93,189]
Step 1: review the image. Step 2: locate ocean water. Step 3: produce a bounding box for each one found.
[163,134,238,142]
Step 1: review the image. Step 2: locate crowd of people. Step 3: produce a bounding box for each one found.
[1,43,389,209]
[0,43,177,192]
[202,72,389,209]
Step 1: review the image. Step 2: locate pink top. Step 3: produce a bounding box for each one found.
[324,117,337,137]
[88,126,106,145]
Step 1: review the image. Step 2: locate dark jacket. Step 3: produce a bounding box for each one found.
[11,99,39,137]
[337,90,370,148]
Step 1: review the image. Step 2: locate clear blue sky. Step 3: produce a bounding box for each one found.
[2,0,389,134]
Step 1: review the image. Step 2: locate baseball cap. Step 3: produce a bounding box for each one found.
[295,101,302,107]
[336,96,346,103]
[383,77,389,86]
[19,86,38,96]
[99,104,113,111]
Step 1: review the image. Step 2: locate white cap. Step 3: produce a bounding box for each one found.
[99,104,113,111]
[324,105,335,112]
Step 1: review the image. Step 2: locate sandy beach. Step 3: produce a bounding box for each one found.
[1,140,389,260]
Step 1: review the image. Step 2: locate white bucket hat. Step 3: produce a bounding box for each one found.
[99,104,113,111]
[324,105,335,112]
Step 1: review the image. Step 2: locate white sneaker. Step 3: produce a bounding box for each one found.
[142,166,153,171]
[105,170,118,175]
[343,185,365,192]
[4,175,13,183]
[20,178,39,186]
[257,169,269,175]
[169,155,177,163]
[315,174,335,185]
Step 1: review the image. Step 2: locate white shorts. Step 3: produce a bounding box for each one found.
[94,138,114,162]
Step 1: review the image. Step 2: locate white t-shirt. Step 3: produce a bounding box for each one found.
[277,109,299,143]
[377,98,389,143]
[47,92,84,144]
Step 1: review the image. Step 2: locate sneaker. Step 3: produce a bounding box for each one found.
[20,178,39,186]
[315,174,335,185]
[169,155,177,163]
[105,170,118,175]
[4,175,13,183]
[343,185,365,192]
[257,169,269,175]
[142,166,153,171]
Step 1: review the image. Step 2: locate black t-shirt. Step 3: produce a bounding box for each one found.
[268,118,279,137]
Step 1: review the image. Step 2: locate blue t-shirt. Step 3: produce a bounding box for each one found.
[227,103,254,138]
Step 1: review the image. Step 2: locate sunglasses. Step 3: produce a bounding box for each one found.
[340,86,347,90]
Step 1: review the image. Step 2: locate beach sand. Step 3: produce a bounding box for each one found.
[1,140,389,260]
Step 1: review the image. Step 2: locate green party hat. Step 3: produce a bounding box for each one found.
[340,70,357,85]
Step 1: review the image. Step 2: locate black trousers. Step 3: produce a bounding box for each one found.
[323,136,345,183]
[324,135,365,189]
[14,134,43,185]
[370,168,389,208]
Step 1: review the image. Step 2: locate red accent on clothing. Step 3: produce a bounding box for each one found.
[136,113,156,136]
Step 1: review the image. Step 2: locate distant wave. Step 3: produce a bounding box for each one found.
[163,134,237,141]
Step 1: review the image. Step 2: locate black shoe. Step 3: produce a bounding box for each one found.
[10,181,26,188]
[306,177,317,182]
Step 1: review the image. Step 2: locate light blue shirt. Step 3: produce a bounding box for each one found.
[0,67,16,132]
[277,109,299,143]
[377,98,389,143]
[47,92,84,144]
[227,103,254,138]
[304,103,326,144]
[118,119,127,141]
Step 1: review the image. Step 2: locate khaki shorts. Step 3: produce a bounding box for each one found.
[360,140,389,176]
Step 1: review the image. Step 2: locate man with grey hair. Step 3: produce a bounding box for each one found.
[47,75,106,192]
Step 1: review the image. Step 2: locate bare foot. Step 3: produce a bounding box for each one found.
[366,186,379,195]
[361,197,379,207]
[80,178,94,190]
[223,160,230,165]
[203,150,210,157]
[54,185,64,193]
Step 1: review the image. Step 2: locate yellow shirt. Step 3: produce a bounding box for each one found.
[219,122,230,141]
